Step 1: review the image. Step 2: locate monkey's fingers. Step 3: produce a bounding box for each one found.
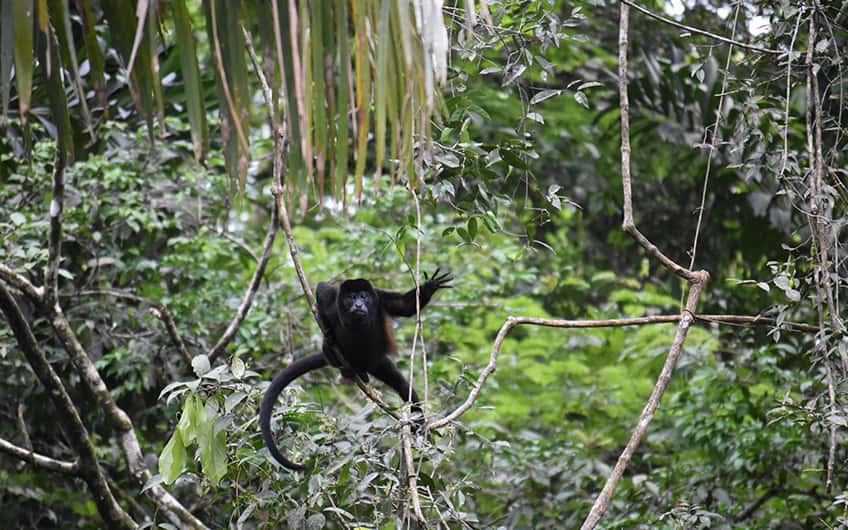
[433,272,453,287]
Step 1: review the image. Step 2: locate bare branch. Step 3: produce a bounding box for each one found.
[401,424,426,523]
[0,282,134,528]
[620,0,782,55]
[616,3,700,282]
[219,231,260,262]
[74,289,192,366]
[207,218,279,361]
[0,264,44,302]
[44,152,65,307]
[429,310,800,430]
[804,11,838,495]
[0,436,79,475]
[582,275,708,529]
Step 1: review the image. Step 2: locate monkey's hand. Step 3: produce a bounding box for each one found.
[423,267,453,293]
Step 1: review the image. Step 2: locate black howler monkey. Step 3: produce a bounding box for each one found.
[259,269,452,470]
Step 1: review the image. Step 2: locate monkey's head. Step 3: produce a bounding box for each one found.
[338,279,377,322]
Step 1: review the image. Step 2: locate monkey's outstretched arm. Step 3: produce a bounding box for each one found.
[259,353,328,470]
[378,268,453,317]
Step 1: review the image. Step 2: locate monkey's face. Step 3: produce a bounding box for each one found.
[339,280,376,321]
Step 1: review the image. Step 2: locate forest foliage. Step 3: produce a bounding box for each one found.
[1,0,847,529]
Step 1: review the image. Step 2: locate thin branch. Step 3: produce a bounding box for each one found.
[616,3,700,283]
[427,311,813,431]
[219,231,260,263]
[44,152,65,307]
[689,3,740,270]
[582,277,708,529]
[0,282,134,529]
[0,263,44,302]
[207,217,279,361]
[74,289,192,366]
[0,436,79,475]
[778,11,804,180]
[401,424,426,523]
[804,11,838,495]
[620,0,782,55]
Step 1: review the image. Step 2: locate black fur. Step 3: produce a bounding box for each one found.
[259,269,452,470]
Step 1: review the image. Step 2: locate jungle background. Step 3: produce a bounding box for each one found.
[1,0,847,528]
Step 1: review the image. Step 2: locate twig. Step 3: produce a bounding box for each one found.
[219,231,260,263]
[620,0,782,55]
[74,289,192,366]
[689,3,740,270]
[429,311,789,430]
[0,263,44,302]
[0,435,79,475]
[804,12,838,495]
[0,283,134,528]
[582,278,708,529]
[778,11,804,180]
[207,217,279,361]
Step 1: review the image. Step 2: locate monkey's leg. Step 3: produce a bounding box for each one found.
[369,356,422,414]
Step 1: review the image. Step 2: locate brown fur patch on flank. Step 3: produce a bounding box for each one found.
[383,314,398,354]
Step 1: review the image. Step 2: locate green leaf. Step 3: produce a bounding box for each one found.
[177,394,198,444]
[196,400,227,486]
[159,430,187,485]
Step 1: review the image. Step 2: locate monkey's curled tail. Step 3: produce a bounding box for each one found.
[259,353,328,470]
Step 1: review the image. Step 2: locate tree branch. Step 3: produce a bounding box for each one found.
[620,0,782,55]
[0,435,79,475]
[0,282,134,529]
[207,217,279,361]
[74,289,192,366]
[581,279,707,530]
[0,263,44,301]
[35,153,209,529]
[428,311,807,430]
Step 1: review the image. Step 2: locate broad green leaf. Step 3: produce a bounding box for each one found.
[196,400,227,486]
[159,430,187,485]
[177,394,198,444]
